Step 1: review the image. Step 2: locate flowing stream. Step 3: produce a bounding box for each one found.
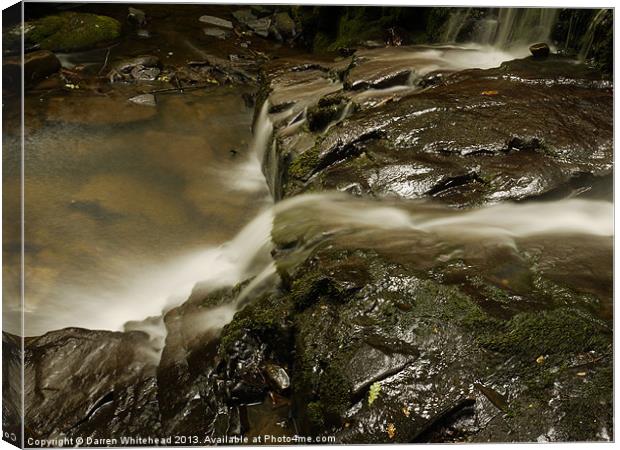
[9,10,612,341]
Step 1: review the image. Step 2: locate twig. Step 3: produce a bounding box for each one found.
[98,48,112,75]
[173,74,184,94]
[147,84,215,95]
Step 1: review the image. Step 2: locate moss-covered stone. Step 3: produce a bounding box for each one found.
[218,292,294,359]
[287,145,321,180]
[306,94,349,132]
[480,307,610,358]
[27,12,121,52]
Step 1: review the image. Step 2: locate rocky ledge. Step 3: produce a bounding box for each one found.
[11,46,613,444]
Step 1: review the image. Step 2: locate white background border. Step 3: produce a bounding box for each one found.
[0,0,616,449]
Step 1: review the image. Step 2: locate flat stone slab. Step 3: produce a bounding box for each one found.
[198,15,233,29]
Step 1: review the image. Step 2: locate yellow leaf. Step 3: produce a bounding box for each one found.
[577,372,587,377]
[402,405,411,417]
[536,355,545,364]
[387,423,396,439]
[481,90,499,96]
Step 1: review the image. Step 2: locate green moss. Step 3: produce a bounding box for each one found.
[218,293,294,358]
[28,12,121,52]
[411,278,501,332]
[480,307,610,358]
[317,364,353,424]
[306,401,325,428]
[290,273,331,309]
[559,364,612,440]
[288,145,321,180]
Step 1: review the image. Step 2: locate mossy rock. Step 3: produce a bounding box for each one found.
[287,144,321,181]
[27,12,121,52]
[218,292,294,359]
[307,95,348,132]
[480,307,610,358]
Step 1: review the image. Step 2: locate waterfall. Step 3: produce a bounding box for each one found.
[442,7,560,49]
[249,101,274,163]
[442,8,472,43]
[579,9,609,60]
[492,8,559,48]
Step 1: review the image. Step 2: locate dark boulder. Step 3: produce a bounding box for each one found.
[529,42,550,59]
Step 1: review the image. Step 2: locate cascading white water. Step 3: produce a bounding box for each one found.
[250,101,274,163]
[492,8,559,49]
[272,193,613,242]
[442,7,560,51]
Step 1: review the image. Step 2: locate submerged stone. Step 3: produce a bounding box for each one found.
[129,93,157,107]
[203,27,229,39]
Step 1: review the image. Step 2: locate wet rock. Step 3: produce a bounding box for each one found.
[417,71,445,88]
[264,364,290,391]
[198,15,233,29]
[130,65,160,81]
[232,9,257,26]
[529,42,550,59]
[339,47,357,57]
[174,54,255,85]
[203,27,229,39]
[108,55,161,82]
[24,12,121,52]
[128,93,156,107]
[275,238,612,442]
[506,136,544,152]
[24,328,160,439]
[273,12,296,38]
[247,18,271,38]
[263,49,612,204]
[127,7,147,27]
[306,95,349,132]
[250,5,272,17]
[346,338,418,397]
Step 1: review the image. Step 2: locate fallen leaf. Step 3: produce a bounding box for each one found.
[576,372,587,377]
[481,90,499,96]
[402,405,411,417]
[536,355,545,365]
[387,423,396,439]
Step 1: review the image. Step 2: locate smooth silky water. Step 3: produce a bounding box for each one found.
[5,87,272,336]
